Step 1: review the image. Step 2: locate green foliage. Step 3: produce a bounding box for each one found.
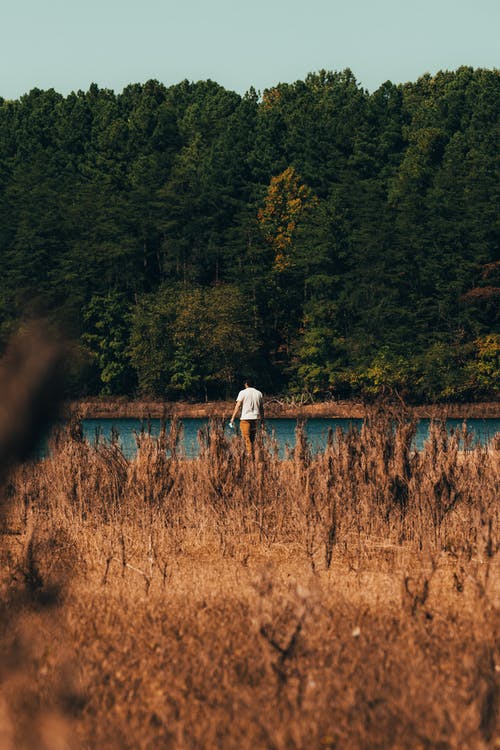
[82,293,135,395]
[411,342,470,402]
[464,335,500,397]
[128,287,178,396]
[0,69,498,401]
[129,283,260,399]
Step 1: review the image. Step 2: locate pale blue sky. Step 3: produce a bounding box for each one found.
[1,0,498,99]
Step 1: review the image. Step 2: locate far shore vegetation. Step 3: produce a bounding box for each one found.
[68,395,500,420]
[0,67,498,405]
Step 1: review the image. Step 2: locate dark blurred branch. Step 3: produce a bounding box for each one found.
[0,323,64,485]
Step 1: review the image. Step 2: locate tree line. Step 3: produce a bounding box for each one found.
[0,67,498,401]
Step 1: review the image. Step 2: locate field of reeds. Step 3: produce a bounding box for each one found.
[0,402,498,750]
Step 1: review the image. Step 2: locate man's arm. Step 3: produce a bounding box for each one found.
[230,400,242,425]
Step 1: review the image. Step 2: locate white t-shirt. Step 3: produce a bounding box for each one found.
[236,387,263,420]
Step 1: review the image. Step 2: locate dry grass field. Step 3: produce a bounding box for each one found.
[0,404,498,750]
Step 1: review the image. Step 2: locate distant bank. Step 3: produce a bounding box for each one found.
[66,398,500,421]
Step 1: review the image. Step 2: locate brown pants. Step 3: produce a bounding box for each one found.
[240,420,257,452]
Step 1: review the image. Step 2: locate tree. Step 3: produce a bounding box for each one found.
[129,283,260,399]
[82,292,135,395]
[128,286,178,396]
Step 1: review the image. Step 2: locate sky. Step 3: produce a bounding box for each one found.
[1,0,499,99]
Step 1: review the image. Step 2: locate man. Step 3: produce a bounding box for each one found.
[229,379,264,452]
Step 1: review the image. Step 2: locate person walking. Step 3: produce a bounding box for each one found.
[229,379,264,453]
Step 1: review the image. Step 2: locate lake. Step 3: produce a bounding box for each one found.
[81,417,500,459]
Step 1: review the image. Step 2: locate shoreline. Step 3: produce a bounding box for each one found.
[66,398,500,421]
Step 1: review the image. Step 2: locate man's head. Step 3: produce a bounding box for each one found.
[244,378,254,388]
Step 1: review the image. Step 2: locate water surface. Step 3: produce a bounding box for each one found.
[81,417,500,459]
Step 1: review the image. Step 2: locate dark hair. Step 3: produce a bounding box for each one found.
[244,378,254,387]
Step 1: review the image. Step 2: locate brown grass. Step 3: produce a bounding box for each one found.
[0,404,498,749]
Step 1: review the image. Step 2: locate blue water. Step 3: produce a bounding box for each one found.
[81,417,500,459]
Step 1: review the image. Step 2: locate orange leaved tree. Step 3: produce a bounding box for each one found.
[257,166,318,272]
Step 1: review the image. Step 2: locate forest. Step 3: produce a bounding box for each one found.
[0,67,498,402]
